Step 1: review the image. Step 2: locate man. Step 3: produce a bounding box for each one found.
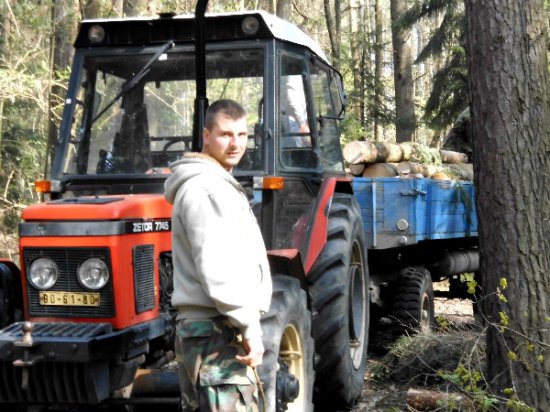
[442,107,473,160]
[164,99,272,411]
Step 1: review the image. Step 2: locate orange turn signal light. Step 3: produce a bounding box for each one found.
[34,180,51,193]
[263,176,285,190]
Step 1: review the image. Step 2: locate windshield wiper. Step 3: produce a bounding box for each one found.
[92,40,175,124]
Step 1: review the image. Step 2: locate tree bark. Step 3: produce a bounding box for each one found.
[390,0,416,142]
[323,0,341,70]
[275,0,291,20]
[81,0,101,18]
[465,0,550,409]
[373,0,383,141]
[123,0,148,16]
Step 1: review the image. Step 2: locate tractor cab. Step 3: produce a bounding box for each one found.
[52,11,346,193]
[49,11,347,251]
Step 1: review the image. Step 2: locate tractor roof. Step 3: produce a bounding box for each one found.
[76,10,329,64]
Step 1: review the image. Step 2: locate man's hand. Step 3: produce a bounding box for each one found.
[236,338,264,367]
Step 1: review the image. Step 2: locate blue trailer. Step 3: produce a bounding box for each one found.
[352,177,479,332]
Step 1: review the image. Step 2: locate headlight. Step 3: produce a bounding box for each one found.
[29,258,59,290]
[78,258,109,290]
[88,25,105,44]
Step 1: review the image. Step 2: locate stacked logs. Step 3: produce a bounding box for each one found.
[343,141,473,181]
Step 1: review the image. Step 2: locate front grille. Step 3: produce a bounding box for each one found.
[24,248,115,318]
[133,244,155,313]
[0,360,108,403]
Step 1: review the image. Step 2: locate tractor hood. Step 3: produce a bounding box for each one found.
[21,194,172,222]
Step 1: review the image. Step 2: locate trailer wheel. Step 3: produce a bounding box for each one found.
[391,266,434,333]
[307,193,369,410]
[259,276,314,412]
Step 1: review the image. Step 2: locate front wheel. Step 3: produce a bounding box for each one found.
[259,276,314,412]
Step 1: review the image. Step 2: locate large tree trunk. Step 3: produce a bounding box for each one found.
[465,0,550,409]
[390,0,416,142]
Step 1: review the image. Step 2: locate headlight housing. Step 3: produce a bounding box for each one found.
[29,258,59,290]
[78,258,109,290]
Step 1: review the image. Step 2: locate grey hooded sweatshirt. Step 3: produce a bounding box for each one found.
[164,153,272,348]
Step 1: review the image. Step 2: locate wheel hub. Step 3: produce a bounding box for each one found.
[276,359,300,411]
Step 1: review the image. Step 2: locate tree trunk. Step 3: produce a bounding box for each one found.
[81,0,101,18]
[123,0,148,16]
[323,0,341,70]
[0,0,11,170]
[465,0,550,409]
[390,0,416,143]
[373,0,383,141]
[275,0,291,20]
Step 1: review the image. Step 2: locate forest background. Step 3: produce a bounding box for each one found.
[0,0,477,237]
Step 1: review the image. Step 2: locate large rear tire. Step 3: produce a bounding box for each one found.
[259,276,314,412]
[307,193,369,410]
[391,266,435,334]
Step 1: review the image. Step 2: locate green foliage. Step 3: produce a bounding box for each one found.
[400,0,468,131]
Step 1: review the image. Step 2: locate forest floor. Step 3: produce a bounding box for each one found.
[350,290,481,412]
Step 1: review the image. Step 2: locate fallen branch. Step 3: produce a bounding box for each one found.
[406,388,475,411]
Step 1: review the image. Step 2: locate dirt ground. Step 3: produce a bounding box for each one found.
[351,296,475,412]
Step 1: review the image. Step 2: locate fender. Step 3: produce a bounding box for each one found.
[302,177,354,274]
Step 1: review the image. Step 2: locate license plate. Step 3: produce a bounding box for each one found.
[39,291,100,307]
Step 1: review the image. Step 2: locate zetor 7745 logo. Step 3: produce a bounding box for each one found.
[130,220,171,233]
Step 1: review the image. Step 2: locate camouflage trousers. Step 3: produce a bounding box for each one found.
[175,317,260,412]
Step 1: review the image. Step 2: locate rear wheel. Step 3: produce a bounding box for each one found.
[391,266,434,334]
[307,193,369,410]
[259,276,314,412]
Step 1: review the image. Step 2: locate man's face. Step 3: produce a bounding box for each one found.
[203,113,248,171]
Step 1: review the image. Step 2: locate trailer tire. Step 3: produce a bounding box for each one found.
[391,266,434,334]
[259,275,314,412]
[307,193,369,410]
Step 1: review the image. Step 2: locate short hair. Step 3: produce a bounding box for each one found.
[204,99,247,130]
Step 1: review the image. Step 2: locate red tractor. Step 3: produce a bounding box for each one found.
[0,3,369,411]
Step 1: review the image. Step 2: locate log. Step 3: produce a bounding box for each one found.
[343,141,405,164]
[440,149,469,164]
[431,171,452,181]
[397,161,442,178]
[406,388,475,411]
[362,163,398,178]
[399,142,414,160]
[343,141,378,164]
[348,162,366,176]
[375,142,403,163]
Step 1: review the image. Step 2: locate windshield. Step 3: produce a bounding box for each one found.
[64,47,264,176]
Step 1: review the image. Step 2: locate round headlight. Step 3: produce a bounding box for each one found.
[241,16,259,35]
[29,258,59,290]
[88,25,105,44]
[78,258,109,290]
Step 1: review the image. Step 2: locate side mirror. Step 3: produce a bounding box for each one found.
[331,72,346,119]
